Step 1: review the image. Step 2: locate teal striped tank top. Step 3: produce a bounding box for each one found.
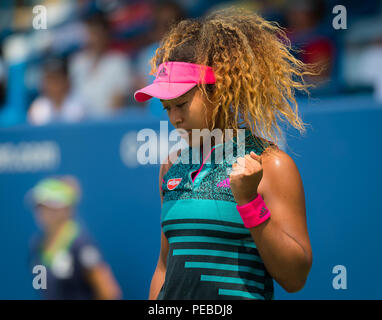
[158,129,275,300]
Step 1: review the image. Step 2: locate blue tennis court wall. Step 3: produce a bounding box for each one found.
[0,93,381,299]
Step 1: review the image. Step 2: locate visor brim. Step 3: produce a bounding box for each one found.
[134,82,197,102]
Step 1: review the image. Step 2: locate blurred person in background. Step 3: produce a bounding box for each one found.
[133,1,185,116]
[284,0,335,86]
[69,11,133,118]
[0,48,5,110]
[359,35,382,103]
[28,57,86,126]
[28,176,121,300]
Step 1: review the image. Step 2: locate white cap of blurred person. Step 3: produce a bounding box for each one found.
[69,11,132,118]
[359,36,382,103]
[28,57,86,126]
[28,176,122,300]
[31,176,80,233]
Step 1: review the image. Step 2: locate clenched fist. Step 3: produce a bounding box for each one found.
[229,151,263,206]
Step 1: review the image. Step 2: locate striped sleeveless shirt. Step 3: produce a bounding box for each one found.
[157,129,275,300]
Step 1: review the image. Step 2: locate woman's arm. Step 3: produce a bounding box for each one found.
[149,230,169,300]
[230,149,313,293]
[148,154,177,300]
[86,264,122,299]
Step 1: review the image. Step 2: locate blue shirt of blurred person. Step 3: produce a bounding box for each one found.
[29,219,104,300]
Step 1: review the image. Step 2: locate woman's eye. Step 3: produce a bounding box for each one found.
[163,102,186,111]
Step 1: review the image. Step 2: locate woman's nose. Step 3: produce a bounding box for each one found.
[170,109,183,126]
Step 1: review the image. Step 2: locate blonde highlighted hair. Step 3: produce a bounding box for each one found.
[150,8,316,152]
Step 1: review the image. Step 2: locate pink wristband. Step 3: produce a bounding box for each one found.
[236,194,270,228]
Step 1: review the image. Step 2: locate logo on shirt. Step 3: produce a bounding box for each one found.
[216,177,230,188]
[51,250,74,279]
[167,178,182,190]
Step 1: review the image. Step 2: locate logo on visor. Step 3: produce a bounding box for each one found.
[167,178,182,190]
[158,67,168,77]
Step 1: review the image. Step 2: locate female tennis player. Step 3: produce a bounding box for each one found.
[135,8,313,300]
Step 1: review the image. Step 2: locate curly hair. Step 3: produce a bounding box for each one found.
[150,8,316,152]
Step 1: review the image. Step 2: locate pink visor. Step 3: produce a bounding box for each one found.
[134,61,216,102]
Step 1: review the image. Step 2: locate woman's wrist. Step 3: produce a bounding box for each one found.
[236,193,271,228]
[235,193,259,206]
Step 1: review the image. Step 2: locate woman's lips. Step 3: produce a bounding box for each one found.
[177,128,192,134]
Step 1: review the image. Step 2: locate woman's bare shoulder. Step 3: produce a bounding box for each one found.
[258,147,301,195]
